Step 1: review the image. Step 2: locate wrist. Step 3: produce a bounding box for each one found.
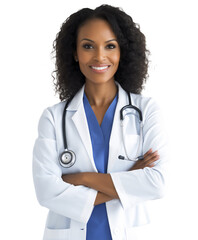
[81,172,88,186]
[81,172,96,187]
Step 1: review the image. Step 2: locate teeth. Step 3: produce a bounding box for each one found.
[91,66,108,70]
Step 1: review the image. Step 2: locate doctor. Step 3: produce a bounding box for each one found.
[33,5,168,240]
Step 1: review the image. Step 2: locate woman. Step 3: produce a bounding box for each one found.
[33,4,167,240]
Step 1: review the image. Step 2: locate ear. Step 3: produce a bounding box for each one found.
[73,52,78,62]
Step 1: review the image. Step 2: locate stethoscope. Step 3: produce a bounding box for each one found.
[118,92,144,161]
[59,91,143,168]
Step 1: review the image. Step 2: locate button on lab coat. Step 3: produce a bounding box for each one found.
[32,83,168,240]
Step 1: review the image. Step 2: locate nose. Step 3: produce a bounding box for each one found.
[93,47,106,62]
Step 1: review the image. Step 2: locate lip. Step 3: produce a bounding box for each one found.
[89,64,111,73]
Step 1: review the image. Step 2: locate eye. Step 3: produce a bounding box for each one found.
[106,44,116,49]
[82,44,93,49]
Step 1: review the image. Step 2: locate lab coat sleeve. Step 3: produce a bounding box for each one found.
[110,98,169,210]
[32,108,97,224]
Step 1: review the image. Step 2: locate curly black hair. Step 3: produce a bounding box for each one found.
[52,4,150,101]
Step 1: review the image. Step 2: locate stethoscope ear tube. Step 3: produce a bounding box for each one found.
[59,91,143,167]
[119,92,143,162]
[118,155,144,161]
[120,92,142,121]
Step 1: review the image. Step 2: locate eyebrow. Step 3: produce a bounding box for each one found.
[80,38,118,43]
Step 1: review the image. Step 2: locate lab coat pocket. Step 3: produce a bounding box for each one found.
[125,204,150,239]
[126,224,150,240]
[125,204,150,226]
[43,227,70,240]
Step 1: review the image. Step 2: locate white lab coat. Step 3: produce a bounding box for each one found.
[33,83,168,240]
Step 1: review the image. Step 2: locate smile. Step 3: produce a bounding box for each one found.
[89,65,110,73]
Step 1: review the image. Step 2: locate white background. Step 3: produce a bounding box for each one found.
[0,0,198,239]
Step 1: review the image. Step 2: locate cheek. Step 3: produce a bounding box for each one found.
[77,47,91,64]
[78,55,93,70]
[78,62,88,77]
[111,52,120,66]
[77,54,91,77]
[78,52,88,63]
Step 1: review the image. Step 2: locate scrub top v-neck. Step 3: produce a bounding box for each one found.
[83,93,118,240]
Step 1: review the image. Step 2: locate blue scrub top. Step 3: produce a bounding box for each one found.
[83,93,118,240]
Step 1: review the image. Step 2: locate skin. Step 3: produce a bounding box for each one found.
[75,18,120,124]
[62,149,159,205]
[62,18,160,206]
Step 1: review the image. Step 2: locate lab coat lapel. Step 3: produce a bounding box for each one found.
[107,84,128,172]
[67,86,97,172]
[67,83,128,173]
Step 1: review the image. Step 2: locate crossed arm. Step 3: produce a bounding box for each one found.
[62,149,159,206]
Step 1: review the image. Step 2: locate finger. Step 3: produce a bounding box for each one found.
[142,155,159,169]
[143,148,153,158]
[143,149,158,160]
[148,163,155,168]
[144,153,160,164]
[144,150,158,161]
[146,154,160,164]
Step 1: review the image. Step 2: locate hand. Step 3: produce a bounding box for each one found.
[130,149,159,171]
[62,172,119,199]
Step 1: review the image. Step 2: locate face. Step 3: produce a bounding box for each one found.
[76,18,120,85]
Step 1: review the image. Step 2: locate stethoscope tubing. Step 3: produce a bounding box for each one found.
[60,91,143,167]
[62,99,71,151]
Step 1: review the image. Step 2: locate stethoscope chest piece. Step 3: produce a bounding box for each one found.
[60,90,143,167]
[59,149,76,168]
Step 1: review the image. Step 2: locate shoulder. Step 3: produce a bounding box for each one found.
[118,83,160,115]
[130,93,162,121]
[45,101,66,120]
[130,93,158,108]
[37,102,66,137]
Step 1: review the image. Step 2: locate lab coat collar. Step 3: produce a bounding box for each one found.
[66,82,129,172]
[66,82,127,111]
[66,85,85,111]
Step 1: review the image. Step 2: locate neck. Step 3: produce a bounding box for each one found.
[84,80,117,107]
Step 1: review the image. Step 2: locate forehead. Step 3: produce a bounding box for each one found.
[77,18,116,41]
